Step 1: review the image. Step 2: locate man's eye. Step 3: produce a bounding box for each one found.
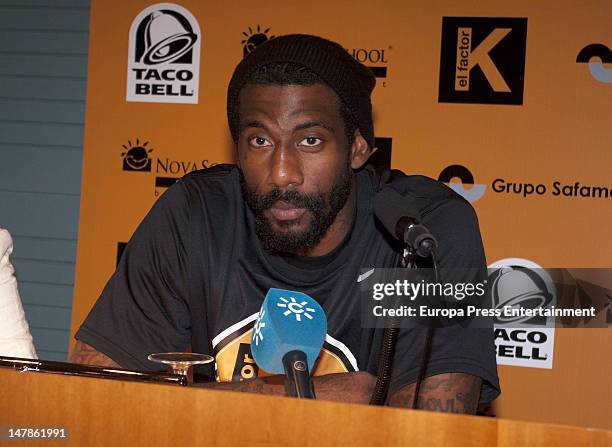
[249,136,272,147]
[299,137,323,147]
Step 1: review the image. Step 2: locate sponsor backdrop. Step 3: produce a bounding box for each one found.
[70,0,611,429]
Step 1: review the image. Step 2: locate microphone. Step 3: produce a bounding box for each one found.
[373,187,438,258]
[251,288,327,399]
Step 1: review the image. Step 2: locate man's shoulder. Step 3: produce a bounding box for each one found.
[174,163,242,200]
[375,168,471,216]
[180,163,240,187]
[378,169,485,266]
[151,164,242,219]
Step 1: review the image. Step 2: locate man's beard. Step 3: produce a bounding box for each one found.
[240,165,353,255]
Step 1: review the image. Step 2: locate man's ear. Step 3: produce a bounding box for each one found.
[350,130,377,169]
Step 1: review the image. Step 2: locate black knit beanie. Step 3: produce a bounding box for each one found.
[227,34,376,149]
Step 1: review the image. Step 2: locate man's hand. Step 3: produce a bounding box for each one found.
[69,340,122,368]
[388,372,481,414]
[198,371,376,404]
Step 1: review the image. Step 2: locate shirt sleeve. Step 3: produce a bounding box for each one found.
[75,181,192,370]
[388,197,501,402]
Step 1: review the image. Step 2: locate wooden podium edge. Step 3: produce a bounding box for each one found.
[0,368,610,447]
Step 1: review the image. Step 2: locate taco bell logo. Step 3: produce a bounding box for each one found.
[488,258,556,369]
[489,265,553,325]
[126,3,201,104]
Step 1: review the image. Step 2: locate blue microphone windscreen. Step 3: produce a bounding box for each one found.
[251,288,327,374]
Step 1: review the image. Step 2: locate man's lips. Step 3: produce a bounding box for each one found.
[268,201,307,221]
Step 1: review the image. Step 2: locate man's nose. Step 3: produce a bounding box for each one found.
[268,144,303,189]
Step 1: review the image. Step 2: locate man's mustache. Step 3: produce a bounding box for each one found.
[252,188,324,211]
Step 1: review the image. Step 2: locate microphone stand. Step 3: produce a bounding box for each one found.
[369,186,439,406]
[369,248,414,406]
[282,350,316,399]
[411,254,436,410]
[369,247,436,407]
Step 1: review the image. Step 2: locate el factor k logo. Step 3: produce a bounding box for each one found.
[438,17,528,105]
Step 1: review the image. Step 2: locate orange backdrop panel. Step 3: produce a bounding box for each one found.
[72,0,611,430]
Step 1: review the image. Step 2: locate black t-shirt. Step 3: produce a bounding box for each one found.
[76,164,500,402]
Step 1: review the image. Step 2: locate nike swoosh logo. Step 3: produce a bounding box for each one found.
[357,268,375,283]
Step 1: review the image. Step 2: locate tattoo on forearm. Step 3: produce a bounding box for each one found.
[388,373,481,414]
[388,390,415,408]
[198,375,286,396]
[198,371,375,404]
[315,372,362,392]
[69,341,121,368]
[313,371,375,404]
[456,390,478,413]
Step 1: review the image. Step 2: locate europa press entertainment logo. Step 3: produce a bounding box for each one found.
[126,3,201,104]
[438,165,486,203]
[438,17,527,105]
[576,43,612,83]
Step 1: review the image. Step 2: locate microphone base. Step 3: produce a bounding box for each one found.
[282,350,316,399]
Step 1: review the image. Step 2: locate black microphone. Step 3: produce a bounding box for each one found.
[373,187,438,258]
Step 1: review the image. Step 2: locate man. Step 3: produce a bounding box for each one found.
[72,34,499,411]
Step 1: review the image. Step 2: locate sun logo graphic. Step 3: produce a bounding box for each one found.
[277,296,316,322]
[121,138,154,172]
[241,25,275,57]
[252,309,266,346]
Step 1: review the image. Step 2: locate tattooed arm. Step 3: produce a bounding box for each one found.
[388,373,481,414]
[67,341,376,403]
[69,340,122,368]
[67,343,478,411]
[198,371,376,404]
